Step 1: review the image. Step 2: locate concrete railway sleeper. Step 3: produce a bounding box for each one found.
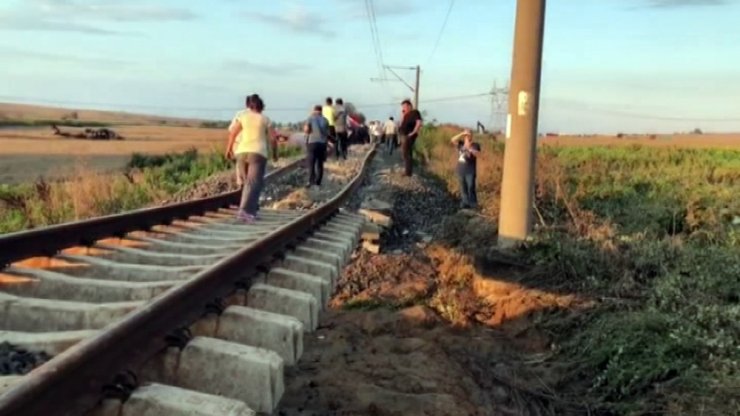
[0,147,376,415]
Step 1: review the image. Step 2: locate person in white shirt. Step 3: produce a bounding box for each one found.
[334,98,349,160]
[225,94,271,224]
[228,95,253,186]
[370,121,382,144]
[383,116,398,155]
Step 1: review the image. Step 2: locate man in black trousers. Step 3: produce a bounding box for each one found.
[398,99,423,177]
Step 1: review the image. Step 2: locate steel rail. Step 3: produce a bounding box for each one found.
[0,146,375,416]
[0,158,305,267]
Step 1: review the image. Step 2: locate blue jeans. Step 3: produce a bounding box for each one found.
[236,153,267,216]
[385,134,397,155]
[458,171,477,208]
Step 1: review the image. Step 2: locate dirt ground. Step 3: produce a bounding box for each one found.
[277,148,588,416]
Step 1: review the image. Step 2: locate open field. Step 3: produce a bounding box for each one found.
[0,125,224,183]
[0,102,203,127]
[0,103,226,183]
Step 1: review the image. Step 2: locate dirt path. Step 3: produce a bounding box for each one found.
[277,147,584,416]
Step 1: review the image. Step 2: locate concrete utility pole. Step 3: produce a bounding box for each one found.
[498,0,546,247]
[414,65,421,109]
[370,65,421,108]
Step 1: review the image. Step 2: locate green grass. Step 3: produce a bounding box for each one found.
[0,144,304,234]
[419,125,740,415]
[199,121,231,129]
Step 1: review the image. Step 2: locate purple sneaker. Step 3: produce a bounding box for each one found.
[235,211,256,224]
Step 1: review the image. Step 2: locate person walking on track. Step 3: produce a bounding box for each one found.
[370,121,383,145]
[225,94,271,224]
[229,95,252,186]
[322,97,337,158]
[334,98,349,160]
[304,105,330,188]
[398,99,423,176]
[451,129,481,209]
[383,116,398,155]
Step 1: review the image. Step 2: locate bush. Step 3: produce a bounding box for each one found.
[200,121,230,129]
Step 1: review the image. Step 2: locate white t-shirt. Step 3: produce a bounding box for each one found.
[229,109,249,151]
[383,120,397,135]
[233,111,271,158]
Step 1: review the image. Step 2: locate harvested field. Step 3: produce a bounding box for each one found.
[0,125,223,183]
[0,104,227,183]
[0,102,202,126]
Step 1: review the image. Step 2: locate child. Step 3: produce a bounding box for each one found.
[450,129,481,209]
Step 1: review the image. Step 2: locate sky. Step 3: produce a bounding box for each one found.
[1,0,739,134]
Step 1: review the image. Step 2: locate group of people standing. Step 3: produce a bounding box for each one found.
[302,96,352,189]
[225,94,480,224]
[368,117,399,155]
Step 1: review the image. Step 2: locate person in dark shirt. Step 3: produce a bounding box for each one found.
[450,129,481,209]
[398,99,423,176]
[303,105,330,187]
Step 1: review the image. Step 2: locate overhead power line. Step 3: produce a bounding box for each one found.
[364,0,385,77]
[0,93,494,115]
[426,0,456,65]
[8,93,738,123]
[550,101,740,123]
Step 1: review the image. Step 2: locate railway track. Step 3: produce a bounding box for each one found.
[0,147,376,416]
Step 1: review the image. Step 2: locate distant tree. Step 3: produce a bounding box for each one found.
[692,128,703,135]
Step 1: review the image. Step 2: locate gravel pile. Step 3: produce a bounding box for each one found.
[0,342,50,376]
[269,146,368,211]
[160,171,238,204]
[348,152,458,252]
[161,147,371,210]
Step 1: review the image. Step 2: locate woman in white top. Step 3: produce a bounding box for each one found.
[229,95,253,187]
[226,94,271,223]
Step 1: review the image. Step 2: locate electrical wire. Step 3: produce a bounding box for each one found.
[364,0,385,77]
[549,101,740,123]
[0,93,494,114]
[425,0,456,65]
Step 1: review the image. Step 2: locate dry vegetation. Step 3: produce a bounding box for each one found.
[415,125,739,415]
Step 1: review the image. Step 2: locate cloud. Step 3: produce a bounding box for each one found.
[223,60,311,76]
[32,0,197,22]
[0,0,197,35]
[0,16,121,35]
[243,7,334,38]
[642,0,728,8]
[0,47,129,67]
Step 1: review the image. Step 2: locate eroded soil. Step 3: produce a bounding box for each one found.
[278,148,588,416]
